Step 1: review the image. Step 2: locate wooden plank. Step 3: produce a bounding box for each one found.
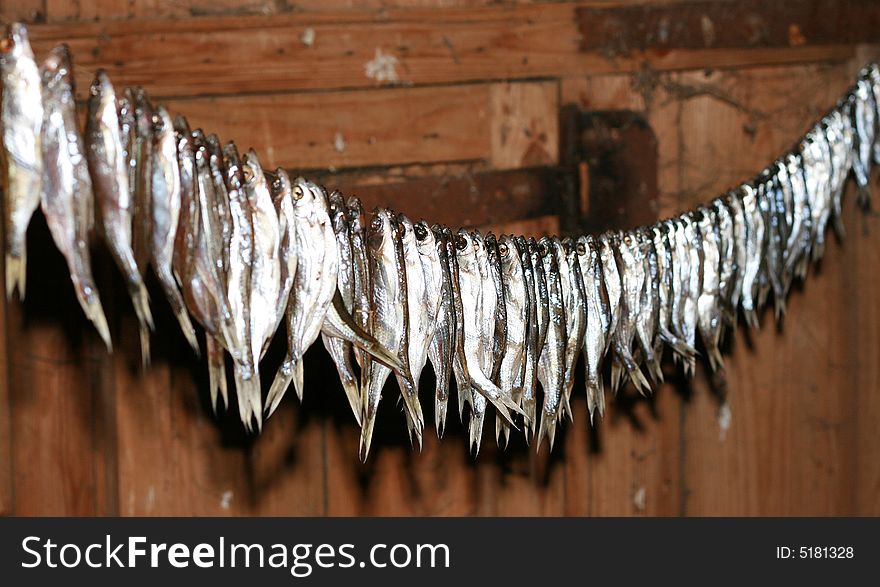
[165,85,491,171]
[0,216,11,516]
[588,388,682,515]
[23,5,856,100]
[315,166,567,228]
[45,0,278,22]
[0,0,45,22]
[578,0,880,56]
[490,81,559,169]
[7,217,107,515]
[673,63,859,515]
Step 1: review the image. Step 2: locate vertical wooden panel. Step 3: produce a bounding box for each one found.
[0,247,11,515]
[0,0,45,21]
[7,221,108,515]
[490,81,559,169]
[674,63,860,515]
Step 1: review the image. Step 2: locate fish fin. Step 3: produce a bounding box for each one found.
[435,398,448,438]
[322,335,362,426]
[468,375,525,427]
[232,367,259,432]
[394,372,425,437]
[521,397,537,439]
[469,410,485,457]
[324,293,408,376]
[536,411,557,452]
[265,357,295,419]
[359,415,376,462]
[156,266,199,354]
[5,252,26,301]
[81,294,112,352]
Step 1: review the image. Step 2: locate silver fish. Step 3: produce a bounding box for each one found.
[526,237,549,437]
[267,180,338,417]
[611,231,651,390]
[321,192,360,423]
[711,198,737,330]
[1,23,42,299]
[637,229,661,383]
[39,45,111,349]
[221,144,258,430]
[739,184,765,328]
[852,76,875,209]
[536,236,566,449]
[85,71,155,355]
[577,235,607,420]
[415,222,450,436]
[800,130,831,263]
[783,153,812,282]
[191,129,233,410]
[269,169,297,346]
[453,230,521,444]
[556,237,586,422]
[696,207,723,370]
[149,105,199,354]
[651,224,692,361]
[517,236,539,435]
[496,234,528,445]
[348,197,370,375]
[824,108,853,239]
[679,216,702,376]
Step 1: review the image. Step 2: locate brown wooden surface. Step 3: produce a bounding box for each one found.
[1,1,878,516]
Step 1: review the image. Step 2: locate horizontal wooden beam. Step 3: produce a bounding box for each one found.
[23,3,859,100]
[578,0,880,56]
[312,166,568,230]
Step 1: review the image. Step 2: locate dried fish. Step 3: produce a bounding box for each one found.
[86,71,154,357]
[39,44,111,349]
[1,23,42,300]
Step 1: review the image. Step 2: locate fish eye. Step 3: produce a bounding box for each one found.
[576,242,586,255]
[538,242,548,256]
[414,223,428,241]
[242,167,254,182]
[455,235,468,251]
[623,235,632,246]
[271,177,282,193]
[498,242,509,257]
[371,216,383,231]
[293,185,304,200]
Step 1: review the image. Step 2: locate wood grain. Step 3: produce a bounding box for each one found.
[23,5,856,100]
[490,81,559,169]
[165,85,491,171]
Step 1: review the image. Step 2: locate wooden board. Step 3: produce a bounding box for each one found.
[22,5,857,100]
[165,85,492,171]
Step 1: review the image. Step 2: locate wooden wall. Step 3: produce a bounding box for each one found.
[0,0,878,516]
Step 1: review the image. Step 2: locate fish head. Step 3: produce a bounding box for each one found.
[346,197,364,235]
[242,149,269,195]
[367,208,395,256]
[0,22,36,64]
[498,234,521,277]
[454,229,477,273]
[221,142,244,194]
[39,44,73,91]
[413,220,436,256]
[396,213,417,253]
[133,88,153,138]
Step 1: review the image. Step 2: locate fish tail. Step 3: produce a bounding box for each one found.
[129,280,155,331]
[235,365,262,432]
[521,397,537,440]
[138,322,151,369]
[359,414,376,462]
[536,411,557,452]
[264,357,295,419]
[435,397,448,438]
[292,357,305,401]
[207,339,228,413]
[469,410,485,457]
[832,214,846,240]
[322,335,362,426]
[79,292,112,352]
[395,372,425,438]
[5,252,26,300]
[157,266,199,354]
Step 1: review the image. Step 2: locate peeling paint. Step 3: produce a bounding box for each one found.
[334,132,346,153]
[718,401,732,441]
[301,28,315,48]
[633,486,646,512]
[364,48,399,83]
[220,490,233,510]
